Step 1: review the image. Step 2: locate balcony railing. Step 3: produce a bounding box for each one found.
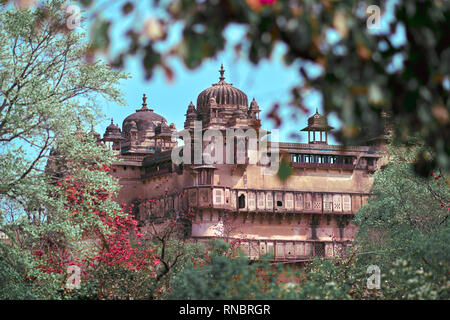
[291,162,355,170]
[117,155,146,162]
[192,237,352,261]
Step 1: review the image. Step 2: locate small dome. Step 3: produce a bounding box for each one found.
[301,109,334,131]
[122,94,168,132]
[106,118,120,132]
[249,98,260,112]
[196,65,248,116]
[186,101,196,114]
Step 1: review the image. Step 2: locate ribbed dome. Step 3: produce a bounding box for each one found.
[196,65,248,115]
[301,108,334,131]
[122,94,167,132]
[106,118,120,132]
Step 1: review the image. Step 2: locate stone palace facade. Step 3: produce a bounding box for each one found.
[100,65,387,262]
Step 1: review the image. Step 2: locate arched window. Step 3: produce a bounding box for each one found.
[238,194,246,209]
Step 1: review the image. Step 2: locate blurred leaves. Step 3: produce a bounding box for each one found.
[74,0,449,175]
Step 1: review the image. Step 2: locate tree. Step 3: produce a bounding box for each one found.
[290,137,450,300]
[0,1,128,298]
[75,0,449,175]
[352,136,449,298]
[167,239,297,300]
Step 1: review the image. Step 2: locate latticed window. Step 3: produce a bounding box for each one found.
[314,243,325,257]
[323,194,333,211]
[333,194,342,211]
[334,244,344,257]
[214,189,223,204]
[304,193,312,210]
[313,194,322,211]
[257,192,265,209]
[248,192,256,210]
[295,193,303,210]
[285,193,294,209]
[342,195,351,211]
[266,192,273,209]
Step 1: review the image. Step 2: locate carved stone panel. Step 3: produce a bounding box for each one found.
[213,188,223,205]
[342,194,351,212]
[313,194,322,211]
[333,194,342,212]
[323,194,333,212]
[266,192,273,210]
[275,242,284,259]
[248,192,256,211]
[257,192,265,210]
[294,193,303,211]
[304,193,312,210]
[285,193,294,210]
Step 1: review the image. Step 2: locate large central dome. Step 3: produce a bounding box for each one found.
[196,65,248,115]
[122,94,167,132]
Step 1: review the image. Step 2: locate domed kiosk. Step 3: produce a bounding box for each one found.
[184,64,261,130]
[104,94,177,154]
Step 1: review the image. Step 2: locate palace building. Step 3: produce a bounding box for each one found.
[101,65,386,262]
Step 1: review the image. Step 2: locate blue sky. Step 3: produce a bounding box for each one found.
[84,0,403,145]
[83,1,333,144]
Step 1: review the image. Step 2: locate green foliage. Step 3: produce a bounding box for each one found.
[167,239,297,300]
[0,1,128,299]
[354,139,449,276]
[0,231,36,299]
[292,139,449,300]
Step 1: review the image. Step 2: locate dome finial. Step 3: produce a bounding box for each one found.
[219,64,225,81]
[142,93,148,109]
[316,107,319,114]
[111,118,114,124]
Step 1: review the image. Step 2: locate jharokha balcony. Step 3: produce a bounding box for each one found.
[291,162,356,170]
[183,186,369,215]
